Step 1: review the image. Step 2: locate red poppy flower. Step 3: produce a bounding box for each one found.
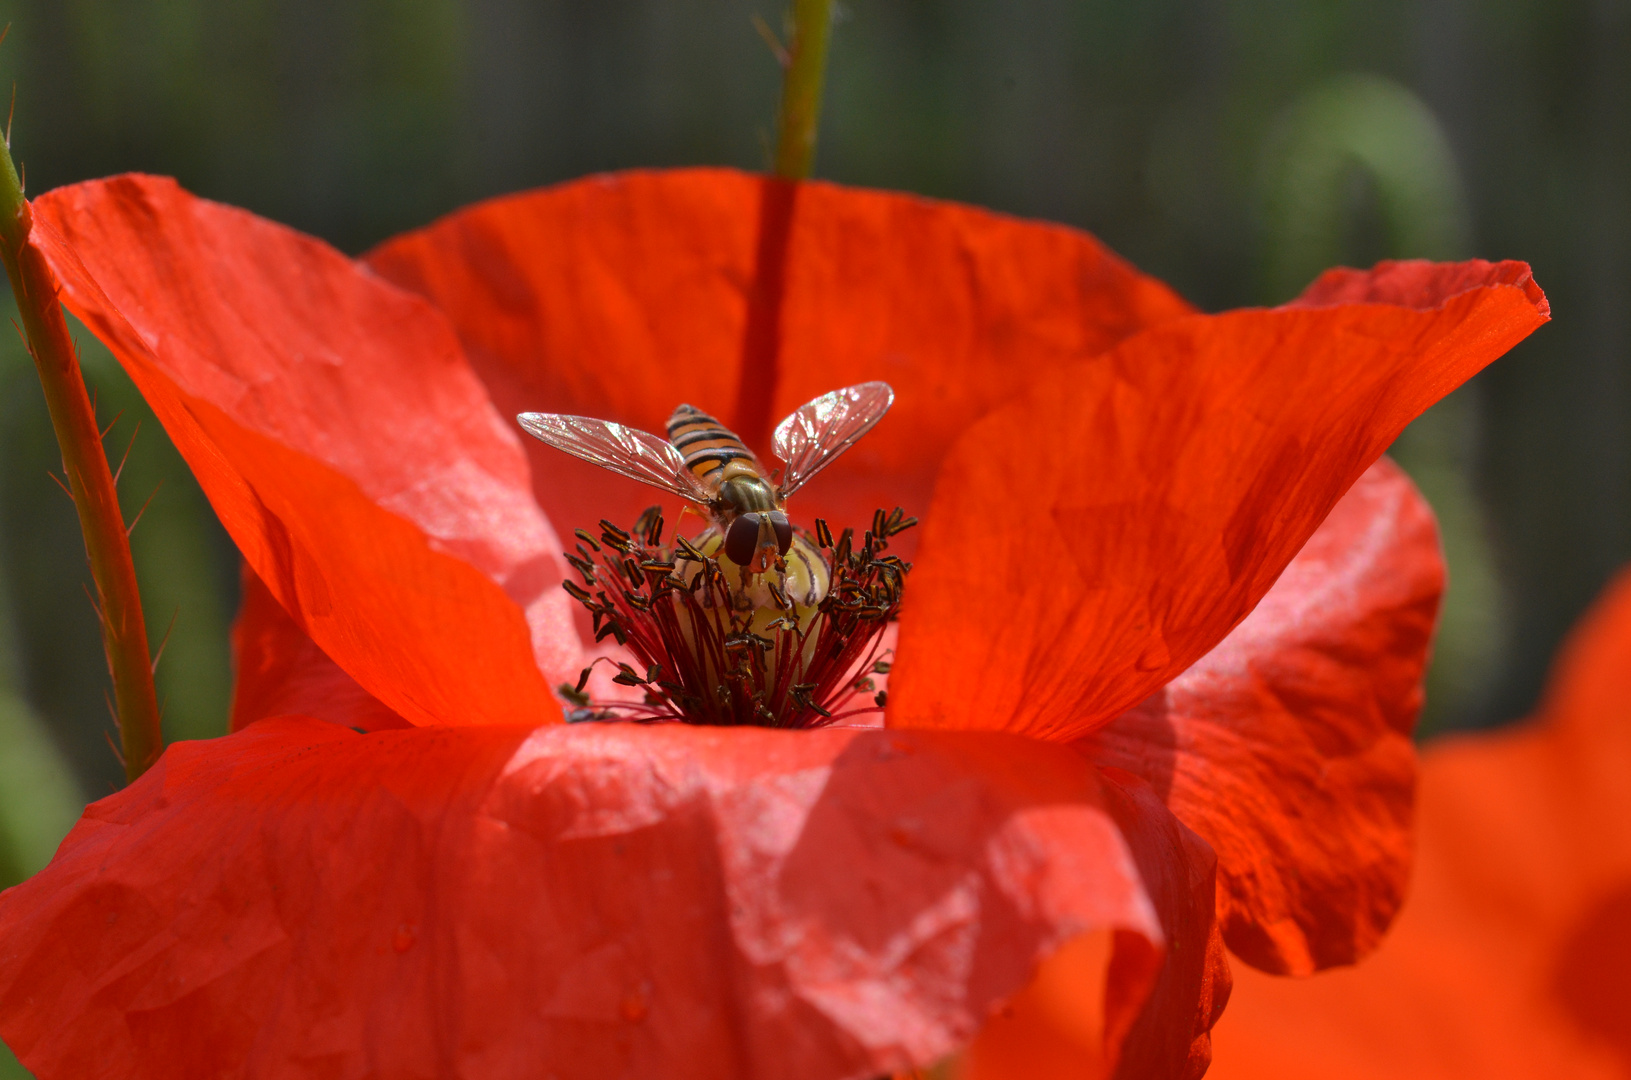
[1204,565,1631,1080]
[0,170,1547,1079]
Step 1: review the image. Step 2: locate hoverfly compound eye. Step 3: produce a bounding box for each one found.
[770,512,793,556]
[725,514,762,566]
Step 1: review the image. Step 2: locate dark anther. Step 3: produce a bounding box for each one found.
[874,690,888,707]
[633,505,664,546]
[574,528,602,552]
[562,580,592,603]
[814,517,833,548]
[880,507,918,538]
[791,683,832,718]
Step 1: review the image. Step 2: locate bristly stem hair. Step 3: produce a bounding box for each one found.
[0,108,164,783]
[771,0,835,180]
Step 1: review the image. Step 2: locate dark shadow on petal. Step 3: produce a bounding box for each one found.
[732,178,798,452]
[1552,879,1631,1069]
[1086,690,1178,803]
[1099,767,1229,1080]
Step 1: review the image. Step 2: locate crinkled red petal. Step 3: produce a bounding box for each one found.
[28,176,567,726]
[1101,770,1232,1080]
[962,769,1230,1080]
[365,169,1194,545]
[0,719,1167,1080]
[890,260,1545,740]
[1084,459,1439,975]
[1291,257,1549,314]
[1208,566,1631,1080]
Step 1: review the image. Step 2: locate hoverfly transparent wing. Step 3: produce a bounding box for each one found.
[517,412,713,505]
[772,381,896,498]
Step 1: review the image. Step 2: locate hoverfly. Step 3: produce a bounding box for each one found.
[518,381,894,577]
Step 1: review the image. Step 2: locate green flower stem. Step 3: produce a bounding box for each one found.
[733,0,834,447]
[0,140,163,784]
[771,0,834,180]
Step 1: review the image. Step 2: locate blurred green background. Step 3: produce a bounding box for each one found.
[0,4,1625,1043]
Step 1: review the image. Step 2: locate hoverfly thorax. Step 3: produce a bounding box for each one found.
[713,463,786,573]
[518,382,913,729]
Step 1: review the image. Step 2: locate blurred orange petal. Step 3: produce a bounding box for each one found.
[1208,566,1631,1079]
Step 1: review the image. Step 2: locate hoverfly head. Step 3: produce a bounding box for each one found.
[724,511,791,573]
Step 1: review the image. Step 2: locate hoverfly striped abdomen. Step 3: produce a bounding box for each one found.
[665,404,761,487]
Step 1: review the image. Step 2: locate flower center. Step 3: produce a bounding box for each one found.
[559,506,915,728]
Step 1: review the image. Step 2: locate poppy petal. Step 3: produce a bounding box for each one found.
[1083,459,1439,975]
[365,169,1193,542]
[890,260,1545,741]
[0,718,1168,1080]
[1207,566,1631,1080]
[1291,257,1549,313]
[230,562,407,732]
[1100,770,1232,1080]
[961,768,1230,1080]
[27,176,566,726]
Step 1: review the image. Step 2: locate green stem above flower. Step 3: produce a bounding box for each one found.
[0,128,164,783]
[771,0,834,180]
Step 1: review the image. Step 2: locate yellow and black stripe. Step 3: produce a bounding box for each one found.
[666,404,760,485]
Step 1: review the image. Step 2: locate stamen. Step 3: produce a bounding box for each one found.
[558,504,915,728]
